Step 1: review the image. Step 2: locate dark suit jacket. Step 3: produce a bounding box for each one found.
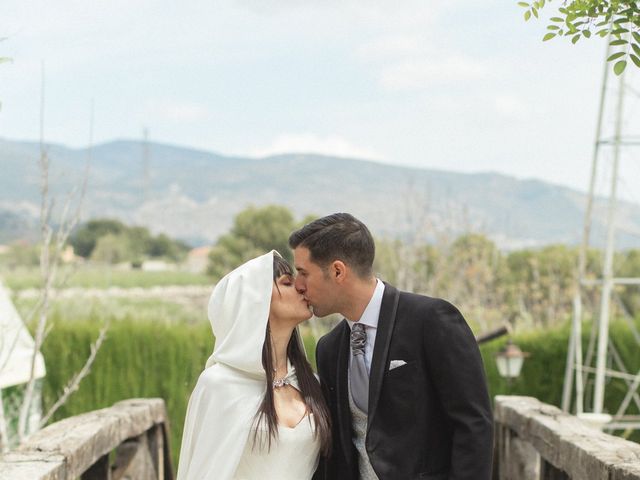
[315,283,493,480]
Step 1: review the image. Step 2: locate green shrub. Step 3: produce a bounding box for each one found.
[40,317,640,470]
[41,317,212,466]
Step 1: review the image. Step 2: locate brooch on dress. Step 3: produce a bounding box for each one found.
[272,365,297,389]
[272,377,291,388]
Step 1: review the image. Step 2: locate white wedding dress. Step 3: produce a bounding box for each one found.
[233,414,320,480]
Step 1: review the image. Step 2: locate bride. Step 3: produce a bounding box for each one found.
[176,251,330,480]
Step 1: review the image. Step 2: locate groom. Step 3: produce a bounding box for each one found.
[289,213,493,480]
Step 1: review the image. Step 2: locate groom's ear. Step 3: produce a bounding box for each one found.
[331,260,347,283]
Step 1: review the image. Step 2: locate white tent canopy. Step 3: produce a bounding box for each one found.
[0,280,46,389]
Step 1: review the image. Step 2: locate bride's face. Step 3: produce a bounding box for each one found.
[269,274,313,326]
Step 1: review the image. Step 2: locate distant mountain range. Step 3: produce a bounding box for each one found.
[2,137,640,249]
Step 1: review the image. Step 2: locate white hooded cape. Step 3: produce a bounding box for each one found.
[177,251,298,480]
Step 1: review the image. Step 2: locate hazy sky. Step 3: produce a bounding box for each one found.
[2,0,639,201]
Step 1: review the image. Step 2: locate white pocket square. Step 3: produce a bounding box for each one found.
[389,360,407,371]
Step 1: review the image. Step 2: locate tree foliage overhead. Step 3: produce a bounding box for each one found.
[519,0,640,74]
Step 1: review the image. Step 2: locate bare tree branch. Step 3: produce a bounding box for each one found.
[39,324,108,427]
[16,67,99,444]
[18,64,50,441]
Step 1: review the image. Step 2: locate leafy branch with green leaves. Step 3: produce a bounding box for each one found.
[518,0,640,74]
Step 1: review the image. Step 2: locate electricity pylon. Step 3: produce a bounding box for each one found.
[562,36,640,432]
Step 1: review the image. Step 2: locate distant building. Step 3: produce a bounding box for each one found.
[61,245,77,263]
[186,246,211,274]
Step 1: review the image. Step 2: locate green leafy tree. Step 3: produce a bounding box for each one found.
[90,233,132,264]
[444,234,505,331]
[519,0,640,74]
[374,238,439,295]
[71,219,189,263]
[504,244,584,327]
[207,205,296,279]
[148,233,189,261]
[126,226,153,260]
[70,219,126,258]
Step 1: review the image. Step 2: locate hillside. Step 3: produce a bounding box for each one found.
[2,138,639,248]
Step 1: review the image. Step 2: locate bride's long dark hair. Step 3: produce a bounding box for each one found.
[252,254,331,456]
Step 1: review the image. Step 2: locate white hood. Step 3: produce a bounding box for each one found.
[177,251,278,480]
[205,251,273,376]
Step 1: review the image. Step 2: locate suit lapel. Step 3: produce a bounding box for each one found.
[335,319,354,465]
[367,283,400,434]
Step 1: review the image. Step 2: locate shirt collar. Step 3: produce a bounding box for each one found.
[347,279,385,330]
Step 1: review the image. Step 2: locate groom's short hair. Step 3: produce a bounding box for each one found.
[289,213,375,278]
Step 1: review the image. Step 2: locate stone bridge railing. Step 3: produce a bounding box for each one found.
[0,398,172,480]
[4,395,640,479]
[494,396,640,480]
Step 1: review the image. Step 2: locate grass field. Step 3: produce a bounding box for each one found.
[1,265,212,290]
[14,296,207,329]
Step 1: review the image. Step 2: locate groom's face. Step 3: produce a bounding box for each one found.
[293,246,337,317]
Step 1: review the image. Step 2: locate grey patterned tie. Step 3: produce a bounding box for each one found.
[350,322,369,413]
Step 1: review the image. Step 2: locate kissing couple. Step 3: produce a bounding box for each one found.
[176,213,493,480]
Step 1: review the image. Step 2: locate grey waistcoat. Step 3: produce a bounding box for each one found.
[348,377,379,480]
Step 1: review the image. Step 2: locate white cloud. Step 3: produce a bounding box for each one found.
[237,0,442,27]
[380,56,491,90]
[245,133,383,161]
[493,94,530,119]
[145,101,209,123]
[356,32,494,92]
[356,34,431,62]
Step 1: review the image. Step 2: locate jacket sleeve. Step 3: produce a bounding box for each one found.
[423,299,494,480]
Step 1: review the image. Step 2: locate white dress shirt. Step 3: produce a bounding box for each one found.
[346,279,385,375]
